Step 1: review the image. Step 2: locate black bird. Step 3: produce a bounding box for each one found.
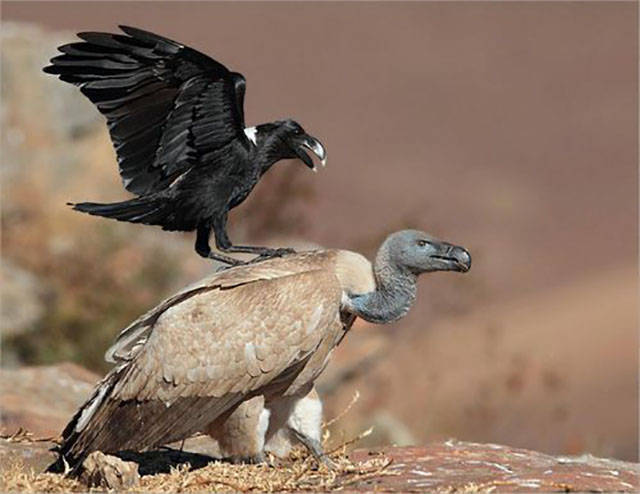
[44,26,326,265]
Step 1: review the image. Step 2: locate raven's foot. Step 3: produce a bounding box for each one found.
[250,248,296,262]
[272,247,296,256]
[196,247,245,266]
[209,252,245,265]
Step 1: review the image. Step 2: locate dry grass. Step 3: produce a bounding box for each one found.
[1,446,394,493]
[1,405,396,493]
[140,451,392,493]
[1,461,83,494]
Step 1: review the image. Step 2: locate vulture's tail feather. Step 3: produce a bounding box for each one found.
[47,365,243,474]
[46,372,119,473]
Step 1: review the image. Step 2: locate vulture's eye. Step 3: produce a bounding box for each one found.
[417,240,429,247]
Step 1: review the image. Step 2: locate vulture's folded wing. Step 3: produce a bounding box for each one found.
[57,252,342,468]
[105,251,331,363]
[44,25,249,195]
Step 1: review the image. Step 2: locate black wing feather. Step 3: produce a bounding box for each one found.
[232,72,247,130]
[44,26,249,196]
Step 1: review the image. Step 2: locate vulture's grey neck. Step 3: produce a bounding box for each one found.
[346,247,417,324]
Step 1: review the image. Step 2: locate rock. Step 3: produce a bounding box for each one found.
[349,440,640,492]
[0,437,57,473]
[0,261,48,338]
[80,451,139,489]
[367,411,416,447]
[0,363,99,437]
[1,23,100,147]
[2,438,637,491]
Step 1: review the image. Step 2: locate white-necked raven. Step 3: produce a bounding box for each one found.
[44,26,326,264]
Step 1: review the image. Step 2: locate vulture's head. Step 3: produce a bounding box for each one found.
[383,230,472,275]
[251,119,327,171]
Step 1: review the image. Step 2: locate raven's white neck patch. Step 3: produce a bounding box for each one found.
[244,127,258,145]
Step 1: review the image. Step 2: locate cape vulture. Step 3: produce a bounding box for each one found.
[49,229,470,471]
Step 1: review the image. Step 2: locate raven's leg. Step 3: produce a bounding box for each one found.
[226,246,295,257]
[212,215,295,258]
[195,224,243,265]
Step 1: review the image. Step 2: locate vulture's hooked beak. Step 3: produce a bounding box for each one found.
[293,134,327,172]
[429,242,472,273]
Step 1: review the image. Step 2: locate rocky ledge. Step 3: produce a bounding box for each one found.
[1,436,637,492]
[350,441,639,492]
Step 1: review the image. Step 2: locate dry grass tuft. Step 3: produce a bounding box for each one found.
[1,427,58,445]
[1,409,394,494]
[1,447,394,493]
[138,450,393,493]
[1,460,83,493]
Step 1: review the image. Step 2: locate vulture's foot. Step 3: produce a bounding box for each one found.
[290,430,337,470]
[229,452,266,465]
[315,453,338,470]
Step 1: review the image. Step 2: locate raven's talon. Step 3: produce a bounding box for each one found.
[215,264,238,272]
[205,251,245,267]
[250,248,295,263]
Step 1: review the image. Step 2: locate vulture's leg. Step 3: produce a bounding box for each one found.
[212,215,295,259]
[195,224,243,265]
[289,428,337,470]
[205,396,270,465]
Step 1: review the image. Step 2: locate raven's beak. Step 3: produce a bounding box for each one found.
[294,134,327,171]
[429,242,472,273]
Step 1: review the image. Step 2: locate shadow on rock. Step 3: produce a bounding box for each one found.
[116,447,217,476]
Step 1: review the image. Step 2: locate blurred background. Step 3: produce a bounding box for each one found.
[1,2,637,461]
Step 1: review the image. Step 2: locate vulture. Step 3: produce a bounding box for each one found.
[48,230,470,472]
[43,26,327,265]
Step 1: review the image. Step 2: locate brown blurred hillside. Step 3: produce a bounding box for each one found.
[1,1,637,463]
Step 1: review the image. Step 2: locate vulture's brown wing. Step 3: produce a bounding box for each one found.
[56,252,342,468]
[105,251,333,363]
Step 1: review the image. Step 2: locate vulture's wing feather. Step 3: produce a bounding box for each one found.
[44,26,249,195]
[58,253,342,467]
[105,252,331,363]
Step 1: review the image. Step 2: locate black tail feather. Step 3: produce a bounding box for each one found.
[69,196,169,226]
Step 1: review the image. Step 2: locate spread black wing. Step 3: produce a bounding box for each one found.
[44,25,250,195]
